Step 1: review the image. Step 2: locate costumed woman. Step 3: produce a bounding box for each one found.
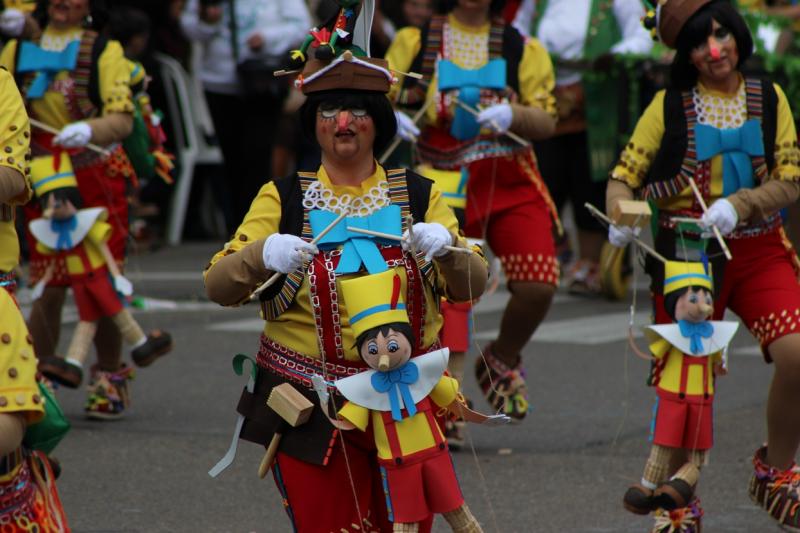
[385,0,558,420]
[203,29,488,533]
[0,65,69,533]
[512,0,652,295]
[0,0,141,418]
[606,1,800,529]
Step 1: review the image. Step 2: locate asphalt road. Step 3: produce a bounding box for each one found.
[21,242,785,533]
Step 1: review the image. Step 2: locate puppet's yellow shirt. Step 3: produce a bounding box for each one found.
[338,375,459,460]
[650,338,722,397]
[205,164,464,361]
[0,26,134,129]
[611,77,800,212]
[386,14,557,126]
[36,220,111,275]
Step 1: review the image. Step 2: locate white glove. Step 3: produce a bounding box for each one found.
[0,8,25,37]
[113,275,133,297]
[30,280,46,301]
[394,110,420,142]
[483,414,512,426]
[262,233,318,274]
[608,224,641,248]
[403,222,452,261]
[311,374,330,405]
[477,103,513,134]
[701,198,738,236]
[53,122,92,148]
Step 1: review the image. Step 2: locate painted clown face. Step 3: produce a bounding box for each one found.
[690,19,739,86]
[360,328,412,372]
[674,288,714,323]
[48,0,90,29]
[315,105,376,162]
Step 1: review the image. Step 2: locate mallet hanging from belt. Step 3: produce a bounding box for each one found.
[257,383,315,479]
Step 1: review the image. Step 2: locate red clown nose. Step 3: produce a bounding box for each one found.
[709,46,721,60]
[336,111,350,133]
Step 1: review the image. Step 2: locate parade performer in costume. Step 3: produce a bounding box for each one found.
[624,261,737,531]
[386,0,558,420]
[0,0,140,418]
[606,1,800,529]
[204,15,488,531]
[27,153,172,416]
[310,270,508,532]
[0,65,69,533]
[512,0,652,295]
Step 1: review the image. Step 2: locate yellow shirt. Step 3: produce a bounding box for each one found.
[205,164,464,360]
[0,288,44,424]
[0,26,134,128]
[385,14,557,126]
[650,338,722,397]
[338,375,459,460]
[36,219,112,275]
[0,68,32,273]
[611,78,800,211]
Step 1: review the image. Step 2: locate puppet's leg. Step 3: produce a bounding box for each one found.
[442,504,483,533]
[392,523,419,532]
[27,286,66,358]
[110,310,172,367]
[654,450,704,510]
[623,444,674,515]
[38,320,96,388]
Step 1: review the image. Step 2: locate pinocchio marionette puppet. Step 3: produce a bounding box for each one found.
[625,260,738,531]
[27,153,172,390]
[311,270,508,533]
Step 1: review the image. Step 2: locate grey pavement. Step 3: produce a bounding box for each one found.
[26,242,783,533]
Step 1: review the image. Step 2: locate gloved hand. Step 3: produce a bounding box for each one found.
[30,280,46,301]
[0,8,25,37]
[113,275,133,297]
[608,224,641,248]
[311,374,330,405]
[394,110,420,142]
[53,122,92,148]
[700,198,738,236]
[403,222,452,261]
[262,233,318,274]
[477,103,513,134]
[483,414,512,426]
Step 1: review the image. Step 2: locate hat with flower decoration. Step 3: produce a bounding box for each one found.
[643,0,713,48]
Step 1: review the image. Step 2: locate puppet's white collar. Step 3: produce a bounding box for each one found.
[644,321,739,356]
[28,207,106,250]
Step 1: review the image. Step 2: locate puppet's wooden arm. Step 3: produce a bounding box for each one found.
[310,375,356,430]
[628,328,655,361]
[99,241,122,278]
[446,394,508,425]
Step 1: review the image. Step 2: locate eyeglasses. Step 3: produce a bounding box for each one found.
[318,107,369,119]
[692,26,733,54]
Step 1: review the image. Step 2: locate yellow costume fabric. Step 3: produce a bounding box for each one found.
[0,26,134,129]
[36,219,112,275]
[0,288,44,425]
[385,14,557,126]
[0,69,31,273]
[338,375,459,460]
[650,338,722,396]
[205,164,461,360]
[610,78,800,212]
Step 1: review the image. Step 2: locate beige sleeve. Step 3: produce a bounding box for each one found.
[509,103,556,141]
[85,112,134,146]
[204,239,271,306]
[434,236,488,303]
[0,412,25,455]
[606,178,636,218]
[726,180,800,223]
[0,167,27,204]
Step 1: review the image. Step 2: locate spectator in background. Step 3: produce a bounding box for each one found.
[181,0,310,235]
[381,0,433,30]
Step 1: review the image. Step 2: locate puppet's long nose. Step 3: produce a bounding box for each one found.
[378,355,390,372]
[699,303,713,317]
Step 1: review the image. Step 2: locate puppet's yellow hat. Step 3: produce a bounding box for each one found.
[340,269,408,340]
[30,153,77,197]
[664,260,713,295]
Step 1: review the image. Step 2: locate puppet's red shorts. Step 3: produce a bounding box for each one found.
[440,300,472,353]
[462,152,559,285]
[380,446,464,524]
[71,270,123,322]
[652,393,713,450]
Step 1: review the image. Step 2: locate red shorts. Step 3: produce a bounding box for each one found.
[71,270,123,322]
[380,445,464,524]
[462,152,559,285]
[653,228,800,362]
[440,300,471,353]
[652,395,713,450]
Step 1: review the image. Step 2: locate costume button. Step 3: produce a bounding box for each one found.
[439,443,445,450]
[239,234,248,242]
[1,333,10,344]
[19,350,29,360]
[679,393,686,399]
[8,368,17,378]
[0,396,6,407]
[32,394,41,404]
[3,146,10,153]
[15,394,25,406]
[9,125,17,131]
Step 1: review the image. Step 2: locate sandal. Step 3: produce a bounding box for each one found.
[474,343,529,421]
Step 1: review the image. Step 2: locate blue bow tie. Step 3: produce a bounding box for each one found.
[678,320,715,355]
[695,120,764,196]
[50,216,77,251]
[309,204,402,274]
[17,41,80,99]
[370,361,420,421]
[438,58,507,140]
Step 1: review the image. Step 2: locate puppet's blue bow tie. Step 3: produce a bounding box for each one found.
[678,320,714,355]
[371,361,419,421]
[50,216,77,251]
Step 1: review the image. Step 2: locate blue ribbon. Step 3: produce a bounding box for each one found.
[438,58,506,140]
[50,216,77,251]
[695,120,764,196]
[678,320,715,355]
[17,41,80,99]
[370,361,420,422]
[309,205,402,274]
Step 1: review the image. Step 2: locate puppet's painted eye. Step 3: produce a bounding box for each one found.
[388,341,399,353]
[689,294,698,304]
[368,342,378,355]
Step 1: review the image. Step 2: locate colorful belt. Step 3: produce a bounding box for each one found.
[0,271,16,292]
[0,451,33,516]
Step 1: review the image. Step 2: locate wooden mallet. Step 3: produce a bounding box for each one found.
[603,200,652,270]
[257,383,314,479]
